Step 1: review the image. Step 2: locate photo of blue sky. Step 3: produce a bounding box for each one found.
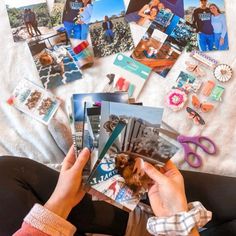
[90,0,125,23]
[184,0,225,10]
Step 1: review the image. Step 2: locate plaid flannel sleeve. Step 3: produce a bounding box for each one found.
[146,201,212,236]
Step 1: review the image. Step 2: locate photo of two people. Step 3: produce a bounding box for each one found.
[184,0,228,51]
[5,0,51,42]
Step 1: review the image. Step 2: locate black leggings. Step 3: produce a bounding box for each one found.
[0,156,235,236]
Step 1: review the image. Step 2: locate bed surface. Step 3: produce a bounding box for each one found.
[0,0,236,176]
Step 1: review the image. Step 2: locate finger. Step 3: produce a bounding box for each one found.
[61,145,76,171]
[144,162,165,183]
[163,160,180,173]
[74,147,90,172]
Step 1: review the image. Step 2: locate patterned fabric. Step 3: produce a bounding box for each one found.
[146,201,212,236]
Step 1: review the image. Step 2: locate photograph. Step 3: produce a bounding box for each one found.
[59,0,93,40]
[131,25,182,77]
[183,0,229,51]
[5,0,54,42]
[30,34,83,89]
[89,0,134,58]
[125,0,185,28]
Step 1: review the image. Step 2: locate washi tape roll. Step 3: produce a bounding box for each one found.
[213,64,233,82]
[73,40,89,54]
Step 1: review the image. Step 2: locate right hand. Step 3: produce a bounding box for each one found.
[144,161,188,217]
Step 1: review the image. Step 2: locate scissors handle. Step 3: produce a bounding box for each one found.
[177,135,217,155]
[181,143,202,168]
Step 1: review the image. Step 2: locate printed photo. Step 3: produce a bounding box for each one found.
[125,0,185,28]
[131,25,182,77]
[29,34,83,89]
[183,0,229,51]
[174,71,202,93]
[54,0,93,40]
[5,0,54,42]
[89,0,134,58]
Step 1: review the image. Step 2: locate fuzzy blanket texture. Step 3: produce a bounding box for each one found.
[0,0,236,176]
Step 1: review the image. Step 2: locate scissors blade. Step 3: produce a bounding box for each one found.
[157,128,179,141]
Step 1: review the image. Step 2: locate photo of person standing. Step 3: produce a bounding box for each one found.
[209,3,228,50]
[102,16,114,43]
[29,9,42,36]
[192,0,214,51]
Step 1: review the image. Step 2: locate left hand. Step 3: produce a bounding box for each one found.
[44,146,90,219]
[76,20,84,24]
[220,37,224,46]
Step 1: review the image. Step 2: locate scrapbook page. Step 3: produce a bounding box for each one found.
[86,102,178,211]
[4,0,53,42]
[7,79,60,125]
[103,54,152,100]
[89,0,134,58]
[131,9,193,77]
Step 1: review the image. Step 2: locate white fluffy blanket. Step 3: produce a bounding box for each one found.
[0,0,236,176]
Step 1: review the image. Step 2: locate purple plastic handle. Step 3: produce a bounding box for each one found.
[177,135,217,168]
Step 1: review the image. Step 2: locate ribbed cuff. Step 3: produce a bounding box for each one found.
[24,204,76,236]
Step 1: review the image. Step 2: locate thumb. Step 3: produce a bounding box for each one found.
[144,162,166,183]
[74,147,90,172]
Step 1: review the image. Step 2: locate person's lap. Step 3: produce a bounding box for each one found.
[1,156,236,236]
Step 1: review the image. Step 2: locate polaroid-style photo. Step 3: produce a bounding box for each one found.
[174,71,202,93]
[89,0,134,58]
[104,54,152,100]
[8,79,60,125]
[183,0,229,51]
[30,36,83,89]
[50,0,93,40]
[125,0,185,28]
[5,0,55,43]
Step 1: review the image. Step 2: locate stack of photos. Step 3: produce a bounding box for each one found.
[5,0,84,89]
[70,92,129,177]
[89,0,134,58]
[7,79,60,125]
[126,0,229,52]
[104,54,152,100]
[86,101,179,211]
[131,9,193,77]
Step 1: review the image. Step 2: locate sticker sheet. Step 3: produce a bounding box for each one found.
[104,54,152,100]
[89,0,134,58]
[8,79,60,125]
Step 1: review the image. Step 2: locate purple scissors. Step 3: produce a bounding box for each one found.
[158,128,217,168]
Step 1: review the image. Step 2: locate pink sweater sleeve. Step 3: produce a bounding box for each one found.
[13,204,76,236]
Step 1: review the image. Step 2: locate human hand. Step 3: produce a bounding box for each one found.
[220,37,224,46]
[44,146,90,219]
[144,160,188,217]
